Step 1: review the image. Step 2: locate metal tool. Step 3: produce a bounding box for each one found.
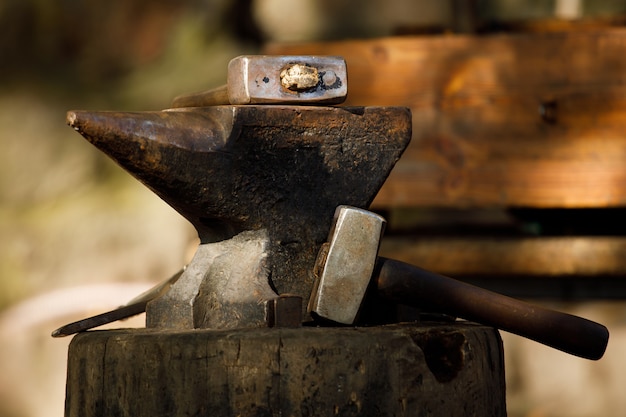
[308,206,609,360]
[171,55,347,107]
[51,268,184,337]
[52,269,304,336]
[66,105,411,330]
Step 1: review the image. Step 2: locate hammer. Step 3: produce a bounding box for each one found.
[308,206,609,360]
[171,55,347,107]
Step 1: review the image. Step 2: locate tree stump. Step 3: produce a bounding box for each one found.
[65,323,506,417]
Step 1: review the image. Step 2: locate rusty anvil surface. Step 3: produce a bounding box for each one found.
[68,105,411,329]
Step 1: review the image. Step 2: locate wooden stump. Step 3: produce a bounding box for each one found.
[65,323,506,417]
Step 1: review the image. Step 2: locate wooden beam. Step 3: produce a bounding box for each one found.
[380,236,626,277]
[267,30,626,208]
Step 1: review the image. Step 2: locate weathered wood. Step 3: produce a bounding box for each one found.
[380,236,626,277]
[267,30,626,208]
[380,236,626,298]
[65,324,506,417]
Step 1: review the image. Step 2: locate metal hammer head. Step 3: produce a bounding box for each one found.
[172,55,347,107]
[308,206,385,324]
[229,55,347,104]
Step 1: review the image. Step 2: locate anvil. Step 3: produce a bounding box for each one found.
[67,105,412,329]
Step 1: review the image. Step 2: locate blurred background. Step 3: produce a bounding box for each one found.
[1,1,626,416]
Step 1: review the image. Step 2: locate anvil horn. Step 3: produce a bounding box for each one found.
[67,107,239,241]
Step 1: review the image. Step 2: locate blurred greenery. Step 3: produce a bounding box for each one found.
[0,0,261,311]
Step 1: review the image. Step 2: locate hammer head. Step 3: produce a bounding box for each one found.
[227,55,347,104]
[308,206,385,324]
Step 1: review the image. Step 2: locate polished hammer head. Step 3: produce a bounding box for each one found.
[308,206,386,324]
[172,55,347,107]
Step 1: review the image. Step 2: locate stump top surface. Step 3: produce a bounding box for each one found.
[66,323,506,417]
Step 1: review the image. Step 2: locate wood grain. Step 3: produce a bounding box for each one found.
[378,236,626,298]
[267,30,626,208]
[65,325,505,417]
[380,236,626,277]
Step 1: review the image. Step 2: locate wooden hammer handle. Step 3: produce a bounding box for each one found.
[171,84,229,108]
[375,257,609,360]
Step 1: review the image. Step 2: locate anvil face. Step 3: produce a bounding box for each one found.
[67,105,411,308]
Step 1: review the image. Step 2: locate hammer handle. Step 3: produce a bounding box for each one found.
[171,84,229,108]
[375,258,609,360]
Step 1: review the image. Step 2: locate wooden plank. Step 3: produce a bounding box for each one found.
[379,236,626,298]
[380,236,626,277]
[267,30,626,208]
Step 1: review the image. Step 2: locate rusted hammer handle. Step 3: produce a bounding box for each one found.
[375,258,609,360]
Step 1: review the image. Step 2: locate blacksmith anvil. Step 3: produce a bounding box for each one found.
[61,55,411,330]
[57,55,607,360]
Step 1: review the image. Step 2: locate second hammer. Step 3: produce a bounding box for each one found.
[308,206,609,361]
[172,55,347,107]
